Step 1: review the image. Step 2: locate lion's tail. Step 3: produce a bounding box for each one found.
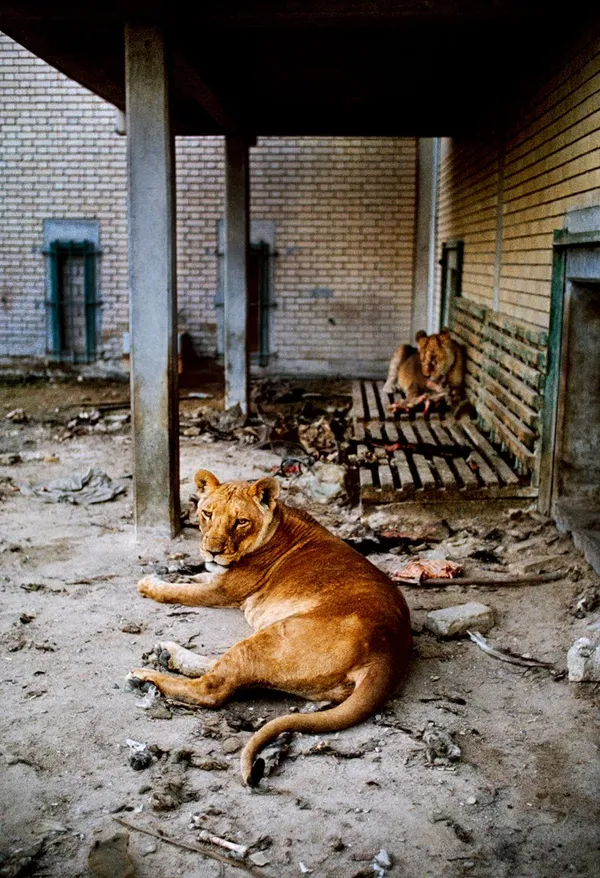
[240,660,396,786]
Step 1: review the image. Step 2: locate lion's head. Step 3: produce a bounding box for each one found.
[194,470,280,569]
[416,328,457,383]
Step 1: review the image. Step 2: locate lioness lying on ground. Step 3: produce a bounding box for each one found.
[383,327,465,407]
[129,470,412,785]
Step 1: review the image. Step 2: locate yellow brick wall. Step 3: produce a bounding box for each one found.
[437,30,600,330]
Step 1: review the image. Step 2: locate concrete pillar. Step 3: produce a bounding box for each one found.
[412,137,440,337]
[224,135,250,414]
[125,24,180,537]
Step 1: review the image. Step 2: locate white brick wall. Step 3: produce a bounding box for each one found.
[1,33,417,377]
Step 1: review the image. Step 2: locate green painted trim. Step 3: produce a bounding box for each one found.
[48,240,63,356]
[553,229,600,248]
[538,245,567,509]
[83,241,97,362]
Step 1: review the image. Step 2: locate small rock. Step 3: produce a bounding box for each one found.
[295,462,347,503]
[88,830,136,878]
[249,853,271,867]
[567,636,600,682]
[221,736,242,754]
[139,842,157,857]
[0,452,22,465]
[147,704,172,720]
[120,622,142,634]
[424,602,494,638]
[466,795,478,805]
[6,408,27,423]
[374,848,393,869]
[126,739,154,771]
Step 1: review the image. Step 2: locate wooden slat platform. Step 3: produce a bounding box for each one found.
[351,379,538,503]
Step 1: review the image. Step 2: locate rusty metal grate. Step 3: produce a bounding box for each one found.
[351,380,537,503]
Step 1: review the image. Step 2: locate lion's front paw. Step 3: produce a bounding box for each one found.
[137,574,166,599]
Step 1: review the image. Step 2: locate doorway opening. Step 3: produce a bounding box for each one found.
[542,229,600,572]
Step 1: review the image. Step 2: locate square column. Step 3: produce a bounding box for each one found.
[125,24,180,536]
[224,135,250,414]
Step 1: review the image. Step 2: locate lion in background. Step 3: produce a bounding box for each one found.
[383,327,466,408]
[129,470,412,785]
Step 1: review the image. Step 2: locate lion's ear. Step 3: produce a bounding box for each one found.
[440,327,451,337]
[194,470,220,498]
[416,330,428,348]
[250,476,280,510]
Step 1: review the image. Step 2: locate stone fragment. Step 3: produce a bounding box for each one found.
[221,736,242,754]
[567,636,600,682]
[88,830,135,878]
[424,602,494,637]
[295,462,347,503]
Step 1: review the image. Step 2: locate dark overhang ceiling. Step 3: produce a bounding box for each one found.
[0,1,597,136]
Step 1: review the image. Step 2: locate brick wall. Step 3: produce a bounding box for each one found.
[0,33,128,359]
[0,33,417,377]
[437,29,600,330]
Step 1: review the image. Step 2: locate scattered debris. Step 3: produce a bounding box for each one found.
[344,531,410,556]
[147,703,172,720]
[113,817,266,876]
[467,630,553,669]
[422,725,462,766]
[125,739,155,771]
[191,756,230,772]
[572,586,600,618]
[391,559,464,583]
[20,468,126,505]
[255,732,293,778]
[88,829,135,878]
[304,740,370,760]
[425,603,494,638]
[6,408,28,423]
[151,764,197,811]
[372,848,393,877]
[197,830,248,859]
[298,416,337,456]
[399,571,565,588]
[567,636,600,682]
[0,453,22,466]
[294,461,347,503]
[0,839,44,878]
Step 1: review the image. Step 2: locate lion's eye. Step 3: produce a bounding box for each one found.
[202,509,212,520]
[235,518,249,527]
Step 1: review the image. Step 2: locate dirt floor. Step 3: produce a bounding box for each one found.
[0,373,599,878]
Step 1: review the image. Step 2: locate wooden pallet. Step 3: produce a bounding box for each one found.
[351,379,537,503]
[450,297,548,485]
